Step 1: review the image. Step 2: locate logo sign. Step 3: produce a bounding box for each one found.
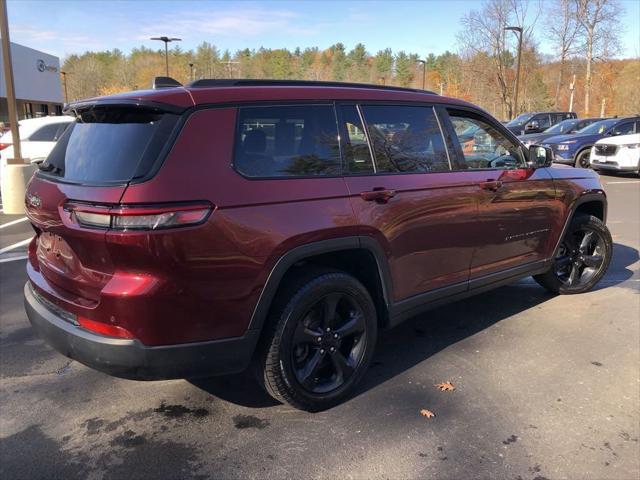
[27,193,41,208]
[36,59,58,73]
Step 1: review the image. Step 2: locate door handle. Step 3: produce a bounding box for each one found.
[360,188,397,203]
[479,180,503,191]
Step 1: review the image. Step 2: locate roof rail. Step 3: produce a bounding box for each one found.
[186,78,437,95]
[152,76,182,89]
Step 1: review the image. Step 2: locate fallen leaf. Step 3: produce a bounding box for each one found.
[435,381,455,392]
[420,409,435,419]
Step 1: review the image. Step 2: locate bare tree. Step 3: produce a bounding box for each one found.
[548,0,579,108]
[575,0,622,115]
[458,0,540,119]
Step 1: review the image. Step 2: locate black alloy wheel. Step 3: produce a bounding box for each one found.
[291,292,367,394]
[533,214,612,294]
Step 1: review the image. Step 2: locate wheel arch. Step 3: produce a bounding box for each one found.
[552,191,608,257]
[247,236,393,335]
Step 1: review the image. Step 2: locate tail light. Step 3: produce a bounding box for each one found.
[0,142,11,151]
[65,202,213,231]
[78,316,134,339]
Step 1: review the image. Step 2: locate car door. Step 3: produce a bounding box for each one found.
[441,107,560,282]
[338,103,479,303]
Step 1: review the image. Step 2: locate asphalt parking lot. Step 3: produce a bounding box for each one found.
[1,173,638,480]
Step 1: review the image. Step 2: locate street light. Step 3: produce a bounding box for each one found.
[188,63,195,81]
[416,59,426,90]
[505,26,523,119]
[150,36,181,77]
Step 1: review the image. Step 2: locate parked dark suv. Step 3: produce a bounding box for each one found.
[24,80,612,411]
[505,111,577,136]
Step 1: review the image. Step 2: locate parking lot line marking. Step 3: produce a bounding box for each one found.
[0,254,28,263]
[0,237,32,255]
[0,217,28,229]
[605,180,640,184]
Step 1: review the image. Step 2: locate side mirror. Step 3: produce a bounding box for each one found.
[525,121,539,131]
[528,145,553,168]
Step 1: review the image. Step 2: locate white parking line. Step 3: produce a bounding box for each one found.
[605,180,640,184]
[0,237,32,255]
[0,254,28,263]
[0,217,28,229]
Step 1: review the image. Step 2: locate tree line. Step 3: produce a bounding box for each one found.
[61,0,638,120]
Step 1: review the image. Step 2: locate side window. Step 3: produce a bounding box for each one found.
[339,105,375,174]
[234,105,340,178]
[54,122,71,141]
[28,123,61,142]
[536,114,551,129]
[612,122,635,136]
[447,111,525,170]
[360,105,450,173]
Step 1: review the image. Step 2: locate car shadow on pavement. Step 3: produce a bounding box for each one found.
[191,241,639,409]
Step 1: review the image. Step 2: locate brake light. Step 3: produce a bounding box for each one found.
[66,203,213,231]
[0,143,11,151]
[78,316,134,339]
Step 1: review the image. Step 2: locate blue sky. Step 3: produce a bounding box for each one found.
[7,0,640,60]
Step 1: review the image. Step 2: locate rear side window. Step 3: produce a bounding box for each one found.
[28,123,63,142]
[360,105,450,173]
[234,105,341,178]
[40,107,178,184]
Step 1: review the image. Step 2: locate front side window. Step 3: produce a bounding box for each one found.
[535,115,551,129]
[360,105,450,173]
[448,111,525,170]
[234,105,340,178]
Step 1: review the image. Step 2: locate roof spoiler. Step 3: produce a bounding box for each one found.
[152,76,182,89]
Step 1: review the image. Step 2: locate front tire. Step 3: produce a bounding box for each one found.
[575,149,592,168]
[533,214,612,294]
[257,269,377,411]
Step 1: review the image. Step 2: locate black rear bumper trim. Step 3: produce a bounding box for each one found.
[24,282,259,380]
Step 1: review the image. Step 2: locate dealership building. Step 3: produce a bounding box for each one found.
[0,42,63,123]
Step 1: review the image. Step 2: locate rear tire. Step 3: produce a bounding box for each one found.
[256,269,377,411]
[533,214,612,294]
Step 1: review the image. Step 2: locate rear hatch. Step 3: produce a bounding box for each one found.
[25,102,183,303]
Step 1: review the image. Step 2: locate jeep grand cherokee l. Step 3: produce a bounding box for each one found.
[24,79,612,411]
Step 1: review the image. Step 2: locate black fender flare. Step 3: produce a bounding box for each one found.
[247,236,393,333]
[552,191,608,258]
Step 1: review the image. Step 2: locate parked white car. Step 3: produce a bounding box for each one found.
[1,116,74,165]
[590,133,640,175]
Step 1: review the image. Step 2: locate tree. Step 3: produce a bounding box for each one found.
[575,0,622,115]
[373,49,393,83]
[548,0,580,108]
[458,0,538,119]
[395,51,415,86]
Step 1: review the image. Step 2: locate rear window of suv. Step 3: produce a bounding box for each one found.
[40,107,178,184]
[234,105,341,178]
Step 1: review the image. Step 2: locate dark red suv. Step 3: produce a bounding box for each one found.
[24,79,612,411]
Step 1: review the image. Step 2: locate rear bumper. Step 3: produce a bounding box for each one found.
[24,282,259,380]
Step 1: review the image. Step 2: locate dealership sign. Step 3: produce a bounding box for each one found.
[36,59,57,73]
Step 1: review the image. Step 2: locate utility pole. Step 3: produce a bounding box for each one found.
[150,36,181,77]
[61,71,69,104]
[416,59,426,90]
[600,97,606,118]
[0,0,21,162]
[505,26,523,119]
[568,74,576,112]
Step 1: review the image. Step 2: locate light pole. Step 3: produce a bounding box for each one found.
[188,63,195,81]
[150,36,181,77]
[505,26,523,119]
[61,71,69,104]
[416,59,426,90]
